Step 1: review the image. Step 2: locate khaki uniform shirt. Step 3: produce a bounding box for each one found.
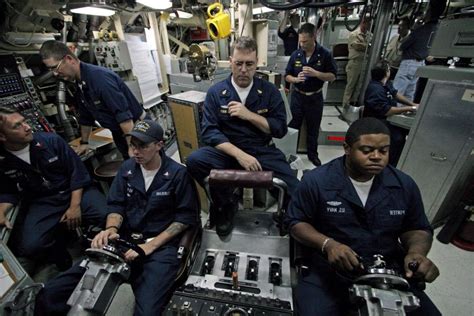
[348,28,371,60]
[385,33,409,68]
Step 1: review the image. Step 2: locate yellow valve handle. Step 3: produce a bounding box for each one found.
[207,2,223,18]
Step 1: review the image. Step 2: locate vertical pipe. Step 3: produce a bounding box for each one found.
[230,0,236,45]
[307,8,319,26]
[358,0,395,106]
[58,20,76,141]
[148,12,169,93]
[237,0,253,38]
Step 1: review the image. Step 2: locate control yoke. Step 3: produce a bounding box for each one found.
[66,238,145,316]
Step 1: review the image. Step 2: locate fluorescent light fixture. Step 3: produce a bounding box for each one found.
[170,10,193,19]
[70,6,116,16]
[68,1,117,16]
[252,6,275,15]
[136,0,172,10]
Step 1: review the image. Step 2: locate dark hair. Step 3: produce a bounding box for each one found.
[0,106,18,132]
[371,61,390,81]
[427,0,446,21]
[0,106,16,116]
[399,17,410,27]
[298,23,316,36]
[345,118,390,146]
[40,40,77,61]
[231,36,258,55]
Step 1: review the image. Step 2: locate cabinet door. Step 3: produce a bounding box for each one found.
[399,80,474,221]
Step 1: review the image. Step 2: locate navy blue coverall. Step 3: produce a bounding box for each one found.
[186,75,299,207]
[35,152,199,315]
[76,62,144,158]
[285,156,440,316]
[285,43,337,162]
[0,133,106,264]
[363,80,408,166]
[278,26,298,56]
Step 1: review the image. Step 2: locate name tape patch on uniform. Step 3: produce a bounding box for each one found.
[327,207,346,213]
[389,209,406,216]
[220,105,229,114]
[155,191,170,196]
[48,156,59,163]
[257,108,268,114]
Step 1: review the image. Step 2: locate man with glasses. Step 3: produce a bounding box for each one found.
[285,23,337,167]
[40,40,146,159]
[186,36,299,236]
[0,106,106,273]
[36,120,200,315]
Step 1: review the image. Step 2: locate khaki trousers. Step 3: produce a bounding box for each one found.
[342,58,364,107]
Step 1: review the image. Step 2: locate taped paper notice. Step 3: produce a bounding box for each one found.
[461,89,474,103]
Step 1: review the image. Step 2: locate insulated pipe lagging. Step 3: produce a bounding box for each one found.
[57,81,75,141]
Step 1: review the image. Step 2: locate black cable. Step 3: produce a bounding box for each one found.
[344,7,362,32]
[396,0,412,18]
[306,1,366,8]
[259,0,309,10]
[440,0,451,19]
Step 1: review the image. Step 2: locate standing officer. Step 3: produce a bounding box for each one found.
[0,107,106,271]
[40,40,146,159]
[278,11,300,56]
[35,120,200,315]
[285,118,440,315]
[285,23,337,166]
[393,6,441,102]
[385,18,410,80]
[342,16,372,109]
[186,36,299,237]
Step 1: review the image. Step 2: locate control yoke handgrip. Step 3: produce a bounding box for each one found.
[113,238,146,259]
[209,169,274,188]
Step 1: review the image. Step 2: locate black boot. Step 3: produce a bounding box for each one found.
[215,200,238,237]
[309,155,321,167]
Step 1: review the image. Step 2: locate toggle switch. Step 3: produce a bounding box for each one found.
[201,255,215,275]
[246,258,259,281]
[223,253,238,277]
[269,261,282,285]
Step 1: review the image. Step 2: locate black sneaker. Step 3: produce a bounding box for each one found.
[309,156,322,167]
[215,201,237,237]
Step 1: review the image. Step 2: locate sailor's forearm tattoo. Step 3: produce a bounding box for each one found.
[106,213,123,227]
[165,222,188,236]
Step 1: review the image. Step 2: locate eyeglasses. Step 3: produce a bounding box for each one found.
[232,61,256,69]
[47,56,66,73]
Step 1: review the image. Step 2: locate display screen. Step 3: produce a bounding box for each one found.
[0,55,24,97]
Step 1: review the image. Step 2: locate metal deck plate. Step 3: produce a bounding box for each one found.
[323,106,341,117]
[320,116,349,132]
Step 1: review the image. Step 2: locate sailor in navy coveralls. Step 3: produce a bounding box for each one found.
[0,107,106,272]
[35,120,199,315]
[186,37,299,236]
[285,23,337,167]
[285,118,440,315]
[41,40,145,159]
